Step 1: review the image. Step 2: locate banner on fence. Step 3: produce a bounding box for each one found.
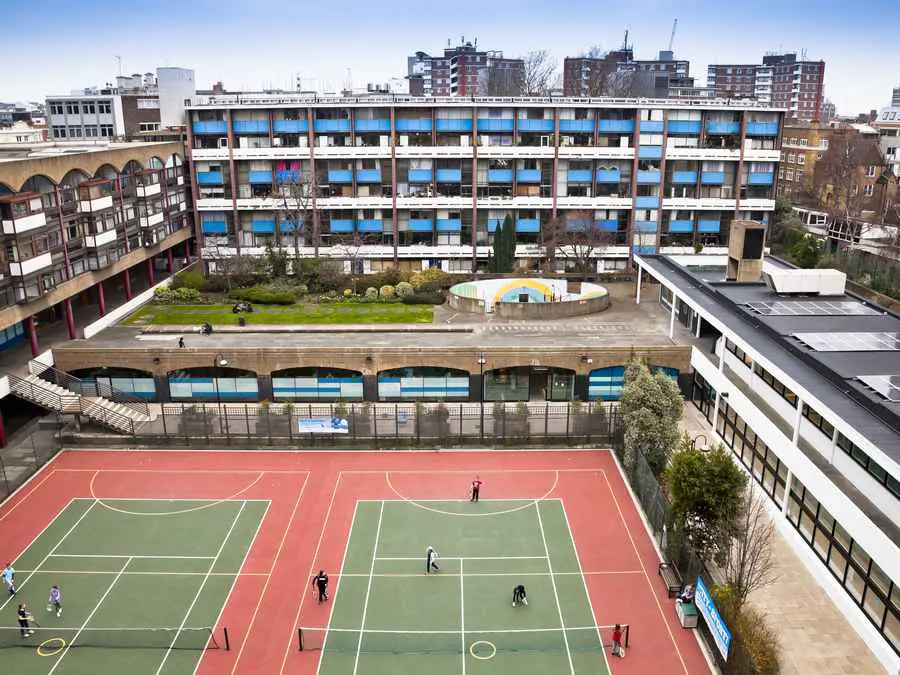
[298,417,349,434]
[695,576,731,660]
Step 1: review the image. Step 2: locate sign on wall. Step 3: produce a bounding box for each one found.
[695,576,731,660]
[297,417,349,434]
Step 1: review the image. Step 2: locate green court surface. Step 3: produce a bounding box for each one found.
[1,498,267,675]
[306,499,618,675]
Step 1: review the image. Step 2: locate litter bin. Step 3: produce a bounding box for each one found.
[677,601,698,628]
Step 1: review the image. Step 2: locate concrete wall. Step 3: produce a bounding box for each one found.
[495,293,610,319]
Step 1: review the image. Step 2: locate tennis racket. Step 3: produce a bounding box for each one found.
[29,617,41,628]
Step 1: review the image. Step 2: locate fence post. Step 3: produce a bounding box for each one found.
[394,403,399,442]
[245,404,251,440]
[0,456,10,499]
[544,403,549,438]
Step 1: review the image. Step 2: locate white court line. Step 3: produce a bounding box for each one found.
[460,558,466,675]
[535,502,575,675]
[48,556,133,674]
[375,555,548,561]
[154,501,247,675]
[352,501,384,675]
[342,467,607,475]
[57,467,312,474]
[50,554,215,560]
[18,569,270,577]
[0,467,56,523]
[70,497,272,503]
[332,570,642,578]
[314,625,606,635]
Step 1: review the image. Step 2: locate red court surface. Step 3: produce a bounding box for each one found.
[0,449,711,674]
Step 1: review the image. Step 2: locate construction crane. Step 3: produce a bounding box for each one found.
[668,18,678,52]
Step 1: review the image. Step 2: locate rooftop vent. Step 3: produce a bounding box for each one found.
[763,268,846,296]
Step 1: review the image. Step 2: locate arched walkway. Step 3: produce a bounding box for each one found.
[167,366,259,401]
[377,366,469,401]
[271,367,363,401]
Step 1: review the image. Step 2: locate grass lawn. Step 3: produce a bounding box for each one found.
[124,302,434,326]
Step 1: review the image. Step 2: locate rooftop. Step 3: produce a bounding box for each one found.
[0,140,180,162]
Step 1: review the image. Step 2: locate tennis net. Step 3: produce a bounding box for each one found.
[0,626,227,651]
[298,623,629,654]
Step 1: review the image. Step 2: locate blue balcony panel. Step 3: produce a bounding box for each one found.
[201,220,227,234]
[408,218,434,232]
[192,120,227,135]
[635,196,660,209]
[598,219,619,232]
[328,169,353,183]
[640,120,664,133]
[396,119,432,132]
[567,170,593,183]
[435,118,473,133]
[565,219,592,232]
[279,221,299,232]
[357,219,384,233]
[672,171,698,184]
[275,170,300,184]
[635,220,658,233]
[633,245,658,255]
[706,121,741,135]
[638,145,663,160]
[748,172,775,186]
[515,219,540,233]
[560,119,595,133]
[516,169,541,183]
[436,218,462,233]
[355,119,391,133]
[273,119,308,134]
[596,169,621,184]
[436,169,462,183]
[637,170,661,184]
[698,220,721,233]
[598,119,635,134]
[356,169,382,183]
[314,119,351,133]
[487,169,513,183]
[667,120,702,135]
[517,119,554,132]
[233,119,269,134]
[330,219,354,233]
[487,218,508,233]
[668,220,694,233]
[477,119,515,133]
[701,171,726,185]
[250,219,275,234]
[248,170,273,184]
[196,171,223,185]
[746,122,779,136]
[408,169,433,183]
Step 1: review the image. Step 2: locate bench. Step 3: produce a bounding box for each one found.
[658,561,683,598]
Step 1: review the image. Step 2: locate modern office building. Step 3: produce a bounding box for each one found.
[186,95,781,273]
[563,49,691,98]
[634,247,900,673]
[407,42,524,97]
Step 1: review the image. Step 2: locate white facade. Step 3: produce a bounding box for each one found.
[875,106,900,178]
[46,94,125,140]
[157,67,195,128]
[0,121,45,144]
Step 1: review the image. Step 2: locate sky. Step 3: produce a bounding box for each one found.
[2,0,898,114]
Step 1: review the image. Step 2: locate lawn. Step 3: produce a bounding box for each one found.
[124,302,434,326]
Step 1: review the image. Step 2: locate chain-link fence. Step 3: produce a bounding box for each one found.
[0,415,63,502]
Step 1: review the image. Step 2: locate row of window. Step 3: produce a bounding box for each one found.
[49,101,113,116]
[837,433,900,501]
[753,363,799,408]
[51,125,115,139]
[802,403,836,440]
[725,338,753,368]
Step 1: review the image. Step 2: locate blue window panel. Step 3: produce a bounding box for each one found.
[637,170,661,184]
[314,119,351,133]
[698,220,721,233]
[635,220,658,233]
[746,122,778,136]
[668,220,694,233]
[328,169,353,183]
[408,219,434,232]
[515,219,540,233]
[355,119,390,133]
[638,145,663,160]
[250,220,275,233]
[436,118,473,132]
[667,120,701,135]
[436,169,462,183]
[275,170,299,184]
[517,119,554,132]
[0,321,25,352]
[652,366,679,381]
[477,118,514,133]
[598,119,635,134]
[408,169,433,183]
[357,219,383,233]
[560,119,594,133]
[596,169,621,183]
[640,120,664,133]
[356,169,382,183]
[706,121,740,135]
[487,218,507,233]
[635,196,660,209]
[748,172,774,185]
[488,169,513,183]
[396,119,432,132]
[248,170,273,184]
[567,170,593,183]
[201,220,227,234]
[233,119,269,134]
[632,244,657,255]
[672,171,698,184]
[273,119,308,133]
[192,120,227,135]
[330,219,354,233]
[598,219,619,231]
[588,367,626,401]
[701,171,726,185]
[280,221,299,232]
[516,169,541,183]
[436,218,462,232]
[196,171,223,185]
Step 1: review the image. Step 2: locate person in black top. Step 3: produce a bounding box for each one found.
[512,584,528,607]
[312,570,329,603]
[17,603,34,637]
[470,476,482,503]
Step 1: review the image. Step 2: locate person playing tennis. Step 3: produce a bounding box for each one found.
[47,585,62,617]
[512,584,528,607]
[2,562,14,596]
[469,476,483,503]
[425,546,440,574]
[312,570,329,603]
[17,603,34,637]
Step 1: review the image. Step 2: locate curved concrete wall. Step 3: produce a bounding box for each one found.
[495,293,610,319]
[449,277,610,318]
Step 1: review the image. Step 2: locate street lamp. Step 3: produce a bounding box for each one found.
[478,352,487,441]
[213,353,228,432]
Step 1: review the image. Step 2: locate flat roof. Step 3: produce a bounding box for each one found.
[0,140,179,162]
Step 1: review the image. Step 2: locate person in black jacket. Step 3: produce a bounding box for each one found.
[312,570,329,603]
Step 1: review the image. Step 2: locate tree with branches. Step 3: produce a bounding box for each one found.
[330,231,374,291]
[520,50,558,96]
[722,488,778,612]
[620,361,683,478]
[277,171,322,265]
[541,212,615,275]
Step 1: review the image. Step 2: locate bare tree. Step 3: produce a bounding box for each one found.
[723,489,778,611]
[330,232,372,291]
[277,171,322,266]
[542,211,615,276]
[520,50,558,96]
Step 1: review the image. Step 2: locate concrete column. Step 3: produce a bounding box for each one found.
[123,269,133,300]
[574,374,590,402]
[64,299,76,340]
[257,374,273,402]
[147,257,156,286]
[635,264,643,304]
[25,316,39,357]
[97,280,106,316]
[792,398,803,445]
[167,248,175,273]
[781,469,793,516]
[469,373,484,402]
[363,375,379,402]
[153,374,171,402]
[668,294,677,338]
[694,314,702,338]
[0,407,7,447]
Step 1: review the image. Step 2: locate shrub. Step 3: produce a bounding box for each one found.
[295,283,309,297]
[173,287,201,303]
[365,287,379,300]
[401,291,445,305]
[416,280,446,295]
[367,267,405,289]
[379,285,395,299]
[228,287,296,305]
[343,288,354,298]
[199,276,231,293]
[153,287,174,304]
[395,281,414,298]
[410,268,452,290]
[179,270,205,290]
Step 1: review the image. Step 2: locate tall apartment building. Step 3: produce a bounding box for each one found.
[876,106,900,178]
[892,86,900,107]
[186,95,781,273]
[708,53,826,121]
[563,49,691,98]
[777,121,833,198]
[407,42,524,96]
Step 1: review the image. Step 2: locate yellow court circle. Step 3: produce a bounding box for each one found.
[37,637,66,657]
[469,640,497,661]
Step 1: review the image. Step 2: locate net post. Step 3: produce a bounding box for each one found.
[624,623,630,648]
[223,626,230,651]
[298,627,303,651]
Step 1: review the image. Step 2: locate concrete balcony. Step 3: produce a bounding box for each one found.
[192,120,227,135]
[408,169,433,183]
[560,119,594,133]
[477,119,514,133]
[637,170,661,184]
[233,119,269,134]
[135,183,161,198]
[517,119,554,132]
[84,228,117,248]
[273,119,309,134]
[2,212,47,235]
[598,119,635,134]
[355,119,391,133]
[78,195,114,213]
[9,251,52,276]
[396,119,432,133]
[140,212,165,228]
[436,119,473,133]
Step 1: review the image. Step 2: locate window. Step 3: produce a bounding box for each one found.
[100,125,114,137]
[85,127,98,138]
[797,154,805,165]
[725,339,753,368]
[51,126,66,139]
[867,166,877,177]
[139,122,160,132]
[65,103,78,115]
[851,184,859,196]
[864,184,874,197]
[82,102,95,115]
[753,363,798,407]
[49,103,64,115]
[98,101,112,114]
[136,98,159,109]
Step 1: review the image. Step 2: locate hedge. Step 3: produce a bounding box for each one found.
[228,287,297,305]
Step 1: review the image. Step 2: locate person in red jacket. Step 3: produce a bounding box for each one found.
[469,476,483,502]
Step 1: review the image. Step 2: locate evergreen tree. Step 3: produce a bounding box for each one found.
[490,214,516,273]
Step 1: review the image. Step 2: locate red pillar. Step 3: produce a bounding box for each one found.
[123,269,133,300]
[167,248,175,274]
[97,280,106,316]
[147,257,156,285]
[64,299,76,339]
[25,316,39,357]
[0,408,7,448]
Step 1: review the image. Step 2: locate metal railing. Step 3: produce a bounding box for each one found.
[27,360,150,418]
[7,373,68,412]
[80,399,136,435]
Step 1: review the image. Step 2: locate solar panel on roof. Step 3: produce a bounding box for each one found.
[745,301,879,316]
[858,375,900,402]
[793,332,900,351]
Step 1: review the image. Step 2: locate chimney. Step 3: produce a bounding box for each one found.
[726,220,767,282]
